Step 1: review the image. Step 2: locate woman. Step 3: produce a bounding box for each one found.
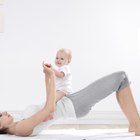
[0,64,140,136]
[0,63,56,136]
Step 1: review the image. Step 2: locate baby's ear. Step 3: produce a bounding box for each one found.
[68,59,71,63]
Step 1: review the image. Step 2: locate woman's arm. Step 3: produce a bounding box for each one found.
[14,64,56,136]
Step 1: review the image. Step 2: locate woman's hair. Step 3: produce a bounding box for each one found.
[58,48,72,63]
[0,128,8,134]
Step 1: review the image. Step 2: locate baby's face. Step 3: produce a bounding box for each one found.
[55,51,69,67]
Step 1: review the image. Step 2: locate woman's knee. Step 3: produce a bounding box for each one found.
[117,71,130,92]
[116,71,126,77]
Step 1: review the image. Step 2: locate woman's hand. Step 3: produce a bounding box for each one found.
[45,63,52,68]
[42,62,54,76]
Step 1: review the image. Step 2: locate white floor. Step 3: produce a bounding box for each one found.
[0,129,140,140]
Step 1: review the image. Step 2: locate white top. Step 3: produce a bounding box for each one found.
[20,96,76,136]
[55,65,72,95]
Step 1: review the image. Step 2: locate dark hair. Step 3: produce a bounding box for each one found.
[0,128,8,134]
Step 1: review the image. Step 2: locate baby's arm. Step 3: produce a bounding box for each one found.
[52,68,65,78]
[44,63,64,78]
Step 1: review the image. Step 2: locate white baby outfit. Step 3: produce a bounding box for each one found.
[55,65,72,95]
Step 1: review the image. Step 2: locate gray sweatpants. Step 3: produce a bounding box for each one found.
[66,71,129,118]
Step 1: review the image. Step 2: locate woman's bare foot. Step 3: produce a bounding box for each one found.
[129,123,140,136]
[129,125,135,132]
[135,125,140,136]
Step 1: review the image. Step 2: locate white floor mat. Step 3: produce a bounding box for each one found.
[0,129,140,140]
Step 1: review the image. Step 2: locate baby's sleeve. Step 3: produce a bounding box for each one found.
[60,65,70,76]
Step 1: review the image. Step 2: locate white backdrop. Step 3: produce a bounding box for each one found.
[0,0,140,111]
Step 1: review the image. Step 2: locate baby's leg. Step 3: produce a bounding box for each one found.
[56,91,66,102]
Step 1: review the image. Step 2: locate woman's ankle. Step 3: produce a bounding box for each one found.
[135,123,140,136]
[129,122,140,135]
[129,125,135,132]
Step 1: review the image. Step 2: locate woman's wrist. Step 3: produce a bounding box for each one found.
[45,72,55,77]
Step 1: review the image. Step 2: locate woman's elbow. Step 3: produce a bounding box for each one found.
[50,106,55,113]
[48,104,55,114]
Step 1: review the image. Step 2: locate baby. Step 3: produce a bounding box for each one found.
[44,48,72,121]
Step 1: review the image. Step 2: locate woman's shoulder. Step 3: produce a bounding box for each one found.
[13,120,33,136]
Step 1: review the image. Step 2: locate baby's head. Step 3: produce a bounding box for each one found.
[55,48,72,67]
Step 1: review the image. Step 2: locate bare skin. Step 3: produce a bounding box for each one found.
[116,86,140,136]
[0,64,56,136]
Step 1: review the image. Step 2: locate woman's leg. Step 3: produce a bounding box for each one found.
[116,86,140,135]
[68,71,129,118]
